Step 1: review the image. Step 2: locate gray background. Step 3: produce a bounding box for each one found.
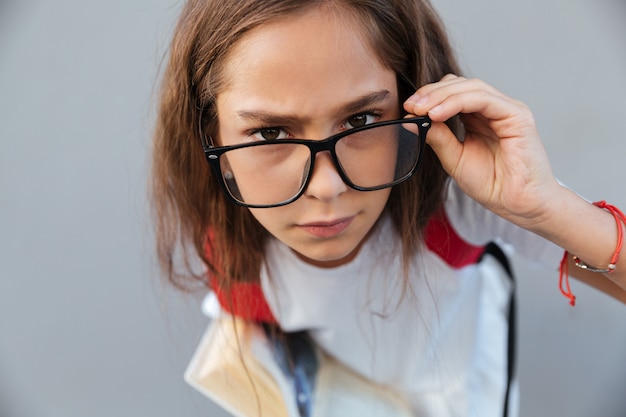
[1,0,625,416]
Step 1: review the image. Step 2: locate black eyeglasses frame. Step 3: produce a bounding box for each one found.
[201,116,431,208]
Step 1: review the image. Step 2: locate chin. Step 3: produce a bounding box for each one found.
[293,244,361,268]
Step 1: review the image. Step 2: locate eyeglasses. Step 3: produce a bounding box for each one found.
[202,117,431,208]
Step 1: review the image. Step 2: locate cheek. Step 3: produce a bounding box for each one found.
[367,188,393,215]
[248,206,291,234]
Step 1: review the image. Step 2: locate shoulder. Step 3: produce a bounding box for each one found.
[442,180,563,266]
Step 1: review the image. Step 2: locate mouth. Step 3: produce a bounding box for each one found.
[297,216,354,238]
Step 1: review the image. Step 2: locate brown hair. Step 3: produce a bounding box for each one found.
[151,0,461,292]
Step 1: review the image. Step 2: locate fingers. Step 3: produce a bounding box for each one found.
[412,74,507,101]
[402,75,542,181]
[404,75,530,127]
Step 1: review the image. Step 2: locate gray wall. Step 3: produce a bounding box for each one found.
[1,1,624,416]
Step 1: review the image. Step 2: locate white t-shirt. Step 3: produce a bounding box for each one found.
[258,181,563,417]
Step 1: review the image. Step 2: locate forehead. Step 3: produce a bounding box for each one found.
[216,4,396,119]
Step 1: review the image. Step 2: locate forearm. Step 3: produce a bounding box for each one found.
[525,185,626,302]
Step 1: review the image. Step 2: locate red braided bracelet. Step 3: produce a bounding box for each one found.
[558,201,625,306]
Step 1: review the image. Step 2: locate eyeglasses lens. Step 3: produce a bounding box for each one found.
[219,121,421,207]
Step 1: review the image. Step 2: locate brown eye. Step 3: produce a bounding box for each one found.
[252,127,288,141]
[347,114,368,128]
[260,128,280,140]
[344,113,378,130]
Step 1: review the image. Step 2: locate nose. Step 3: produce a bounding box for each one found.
[303,151,348,201]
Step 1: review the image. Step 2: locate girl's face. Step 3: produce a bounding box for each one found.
[215,5,399,268]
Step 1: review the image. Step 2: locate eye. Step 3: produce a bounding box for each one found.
[251,127,289,141]
[343,113,379,129]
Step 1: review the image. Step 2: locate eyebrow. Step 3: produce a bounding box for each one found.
[236,89,392,125]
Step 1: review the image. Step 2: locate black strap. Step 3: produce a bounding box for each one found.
[481,243,516,417]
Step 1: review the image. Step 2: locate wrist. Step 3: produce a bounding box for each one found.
[497,180,568,234]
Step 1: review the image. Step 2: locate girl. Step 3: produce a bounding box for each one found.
[151,0,626,416]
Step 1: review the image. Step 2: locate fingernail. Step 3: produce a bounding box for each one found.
[406,94,427,106]
[405,94,419,105]
[429,104,443,115]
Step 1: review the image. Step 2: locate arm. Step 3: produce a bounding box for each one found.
[404,74,626,302]
[541,187,626,303]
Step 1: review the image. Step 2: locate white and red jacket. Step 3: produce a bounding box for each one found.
[205,181,563,417]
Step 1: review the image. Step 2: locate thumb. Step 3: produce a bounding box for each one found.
[425,121,463,177]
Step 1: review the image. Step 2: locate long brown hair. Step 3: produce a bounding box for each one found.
[151,0,461,292]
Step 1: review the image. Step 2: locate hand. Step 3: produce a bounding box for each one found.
[404,74,561,228]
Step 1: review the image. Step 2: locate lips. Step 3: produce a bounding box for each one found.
[297,216,354,238]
